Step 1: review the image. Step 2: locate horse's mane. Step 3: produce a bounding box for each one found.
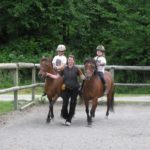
[40,56,56,74]
[84,58,96,67]
[41,57,52,62]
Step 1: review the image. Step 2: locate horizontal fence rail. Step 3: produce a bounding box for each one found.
[0,63,150,110]
[0,83,44,94]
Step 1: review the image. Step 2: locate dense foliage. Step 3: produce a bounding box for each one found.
[0,0,150,95]
[0,0,150,65]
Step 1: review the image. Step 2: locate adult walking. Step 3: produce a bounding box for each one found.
[46,54,85,126]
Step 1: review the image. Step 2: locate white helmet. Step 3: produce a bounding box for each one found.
[96,45,105,52]
[56,44,66,51]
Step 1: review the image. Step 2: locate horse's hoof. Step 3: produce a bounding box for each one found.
[87,121,92,126]
[87,117,92,125]
[46,118,51,123]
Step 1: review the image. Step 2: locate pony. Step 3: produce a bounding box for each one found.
[82,58,114,125]
[38,57,64,123]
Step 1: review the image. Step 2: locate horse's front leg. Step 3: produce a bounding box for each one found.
[90,98,98,118]
[46,100,52,123]
[50,99,58,119]
[50,95,58,119]
[50,100,54,119]
[84,99,91,125]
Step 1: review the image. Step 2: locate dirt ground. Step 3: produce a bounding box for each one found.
[0,103,150,150]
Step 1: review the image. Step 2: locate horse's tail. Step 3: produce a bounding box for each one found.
[40,92,47,104]
[109,88,115,112]
[78,89,83,104]
[42,92,47,97]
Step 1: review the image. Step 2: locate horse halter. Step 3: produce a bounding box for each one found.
[84,60,96,80]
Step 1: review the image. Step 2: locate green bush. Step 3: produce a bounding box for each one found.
[0,70,13,88]
[0,37,56,63]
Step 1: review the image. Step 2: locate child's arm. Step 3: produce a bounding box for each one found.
[99,63,105,66]
[46,72,60,79]
[100,57,106,66]
[78,68,86,80]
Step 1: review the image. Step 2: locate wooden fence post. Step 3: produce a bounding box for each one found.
[13,65,19,110]
[32,65,36,101]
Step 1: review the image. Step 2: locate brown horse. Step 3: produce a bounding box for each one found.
[39,57,64,123]
[82,58,114,125]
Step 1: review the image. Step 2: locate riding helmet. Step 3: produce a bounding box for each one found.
[56,44,66,51]
[96,45,105,52]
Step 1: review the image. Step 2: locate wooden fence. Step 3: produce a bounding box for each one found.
[0,63,150,110]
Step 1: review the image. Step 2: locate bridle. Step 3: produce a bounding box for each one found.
[84,59,97,80]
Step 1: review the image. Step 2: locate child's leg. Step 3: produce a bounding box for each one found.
[98,72,107,94]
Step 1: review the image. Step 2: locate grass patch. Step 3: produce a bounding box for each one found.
[115,86,150,94]
[0,101,14,115]
[115,93,150,97]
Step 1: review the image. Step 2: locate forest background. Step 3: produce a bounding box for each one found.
[0,0,150,93]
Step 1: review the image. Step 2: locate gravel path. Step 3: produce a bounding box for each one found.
[0,94,150,102]
[0,103,150,150]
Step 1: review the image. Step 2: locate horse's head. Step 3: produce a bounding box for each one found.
[38,57,53,78]
[84,58,97,80]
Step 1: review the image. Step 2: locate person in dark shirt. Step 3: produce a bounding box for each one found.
[46,54,85,126]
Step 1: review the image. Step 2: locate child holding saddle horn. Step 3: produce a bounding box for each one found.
[46,54,85,126]
[94,45,108,95]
